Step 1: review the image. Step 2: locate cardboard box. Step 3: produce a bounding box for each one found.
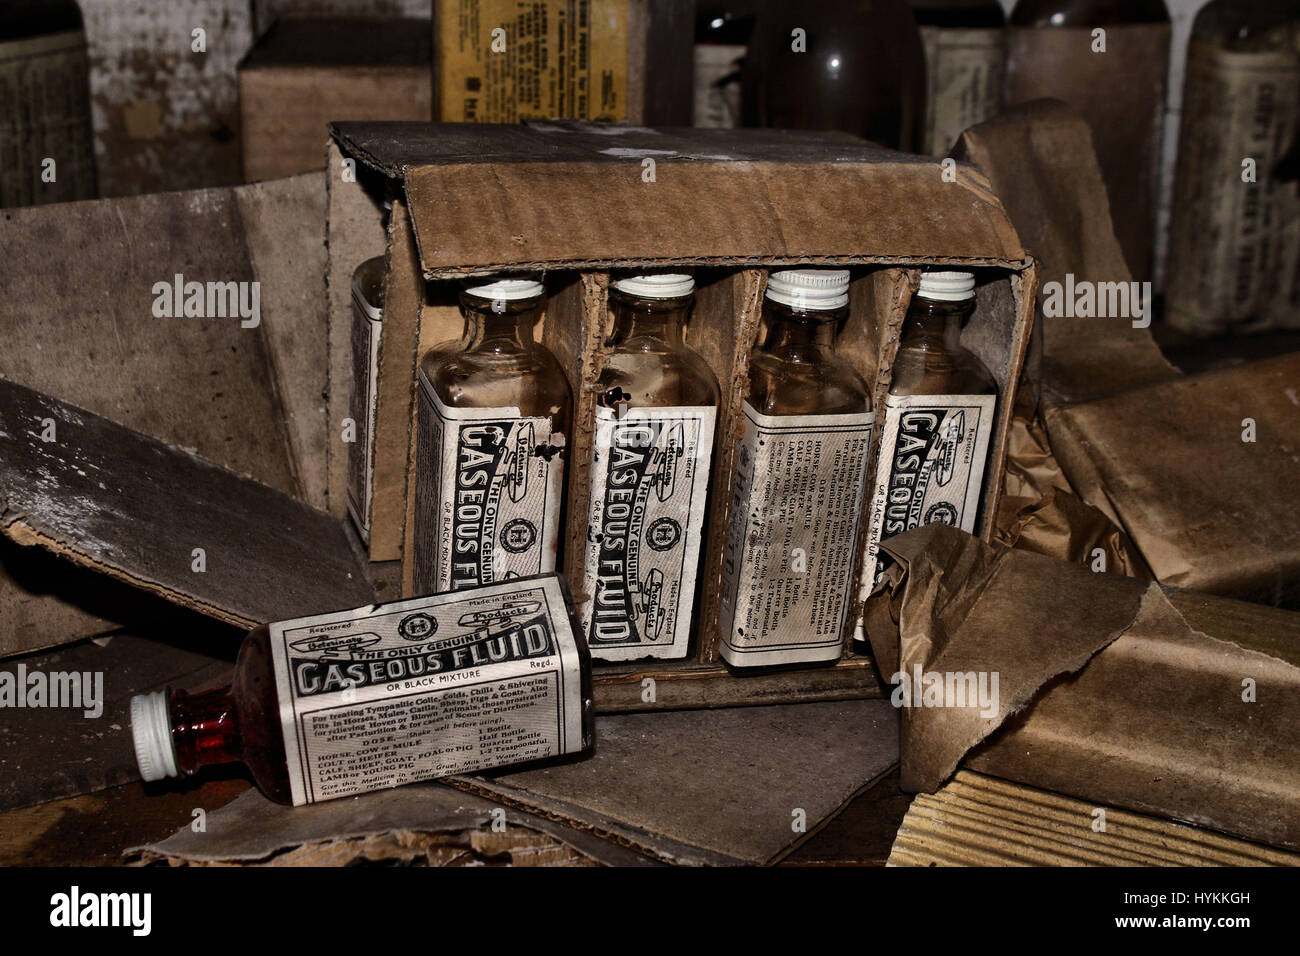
[239,18,433,182]
[433,0,693,124]
[866,523,1300,852]
[327,120,1038,708]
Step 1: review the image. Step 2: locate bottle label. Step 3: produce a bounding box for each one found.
[693,43,746,129]
[1166,41,1300,335]
[438,0,629,122]
[0,29,96,207]
[718,403,873,668]
[268,577,588,806]
[345,278,383,543]
[414,374,565,593]
[918,26,1006,156]
[860,392,996,599]
[581,405,716,661]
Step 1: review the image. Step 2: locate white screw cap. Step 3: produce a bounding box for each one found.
[130,691,179,782]
[766,269,851,310]
[463,278,545,301]
[917,270,976,301]
[613,273,695,299]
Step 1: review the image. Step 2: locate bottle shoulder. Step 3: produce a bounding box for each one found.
[746,348,871,416]
[889,341,997,397]
[1010,0,1169,27]
[420,345,573,416]
[597,343,721,408]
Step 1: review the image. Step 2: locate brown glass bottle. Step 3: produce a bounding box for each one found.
[910,0,1006,156]
[741,0,926,152]
[1166,1,1300,336]
[858,271,997,622]
[720,270,874,669]
[414,279,573,594]
[0,0,97,207]
[131,625,293,804]
[582,274,720,663]
[345,255,386,543]
[694,2,757,128]
[1006,0,1171,282]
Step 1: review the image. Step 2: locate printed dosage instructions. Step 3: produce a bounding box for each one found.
[861,393,996,596]
[582,405,716,662]
[719,403,873,667]
[268,580,583,806]
[414,375,564,594]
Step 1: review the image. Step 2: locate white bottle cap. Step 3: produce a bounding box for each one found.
[613,273,695,298]
[463,278,546,301]
[765,269,851,310]
[130,691,179,782]
[917,270,976,301]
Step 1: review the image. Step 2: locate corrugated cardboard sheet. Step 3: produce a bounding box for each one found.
[865,524,1300,852]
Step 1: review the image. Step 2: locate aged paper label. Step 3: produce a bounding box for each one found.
[269,578,587,806]
[581,405,716,661]
[345,278,383,543]
[438,0,629,122]
[718,403,873,668]
[414,374,565,594]
[919,25,1005,156]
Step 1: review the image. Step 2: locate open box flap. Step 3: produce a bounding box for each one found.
[329,122,1028,277]
[0,379,371,631]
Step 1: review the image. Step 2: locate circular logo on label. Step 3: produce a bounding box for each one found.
[924,502,959,526]
[646,517,682,552]
[399,613,437,641]
[501,518,537,553]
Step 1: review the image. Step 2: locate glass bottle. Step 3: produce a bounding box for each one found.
[909,0,1007,156]
[130,581,594,806]
[741,0,927,152]
[1006,0,1171,283]
[719,269,874,669]
[1166,1,1300,336]
[858,271,997,620]
[346,255,386,544]
[694,2,757,129]
[582,273,720,663]
[0,0,97,207]
[414,279,572,594]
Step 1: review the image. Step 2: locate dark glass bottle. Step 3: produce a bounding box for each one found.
[0,0,97,207]
[694,2,757,128]
[1006,0,1171,282]
[859,271,997,616]
[414,279,573,594]
[719,270,874,669]
[345,255,386,543]
[909,0,1006,155]
[741,0,927,152]
[583,274,720,663]
[1166,1,1300,336]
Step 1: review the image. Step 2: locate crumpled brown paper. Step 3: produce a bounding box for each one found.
[866,523,1300,851]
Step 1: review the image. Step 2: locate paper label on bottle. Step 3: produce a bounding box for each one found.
[414,373,565,594]
[581,405,716,661]
[438,0,629,122]
[345,280,383,543]
[268,577,588,806]
[1167,41,1300,335]
[918,26,1006,157]
[859,393,995,602]
[0,29,96,207]
[718,403,873,668]
[693,43,745,129]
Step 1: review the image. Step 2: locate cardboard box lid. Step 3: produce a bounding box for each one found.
[240,17,432,71]
[329,121,1029,277]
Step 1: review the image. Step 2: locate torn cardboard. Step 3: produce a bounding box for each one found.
[866,524,1300,851]
[1045,352,1300,607]
[0,379,371,635]
[136,783,657,868]
[890,771,1300,867]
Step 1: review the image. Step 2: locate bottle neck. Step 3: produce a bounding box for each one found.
[460,297,541,353]
[901,297,973,354]
[169,686,241,775]
[759,300,841,359]
[609,293,690,348]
